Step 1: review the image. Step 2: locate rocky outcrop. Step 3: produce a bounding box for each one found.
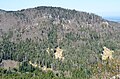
[101,47,114,60]
[29,61,53,71]
[54,47,64,61]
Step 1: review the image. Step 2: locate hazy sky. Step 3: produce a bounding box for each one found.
[0,0,120,17]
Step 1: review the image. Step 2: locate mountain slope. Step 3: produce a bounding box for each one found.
[0,6,120,41]
[0,6,120,79]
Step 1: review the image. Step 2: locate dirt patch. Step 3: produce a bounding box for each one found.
[0,60,19,70]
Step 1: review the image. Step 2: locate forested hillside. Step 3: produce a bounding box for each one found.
[0,6,120,79]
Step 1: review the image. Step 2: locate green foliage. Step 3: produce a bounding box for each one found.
[0,6,120,79]
[48,25,57,48]
[72,68,90,79]
[19,61,35,73]
[0,23,120,79]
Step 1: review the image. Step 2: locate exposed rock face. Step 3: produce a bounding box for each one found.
[54,47,64,61]
[29,61,38,67]
[42,66,53,71]
[101,47,114,60]
[46,48,50,54]
[101,21,109,27]
[29,61,53,71]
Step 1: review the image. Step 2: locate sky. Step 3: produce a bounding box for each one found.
[0,0,120,17]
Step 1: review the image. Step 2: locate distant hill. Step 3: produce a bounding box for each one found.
[104,16,120,22]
